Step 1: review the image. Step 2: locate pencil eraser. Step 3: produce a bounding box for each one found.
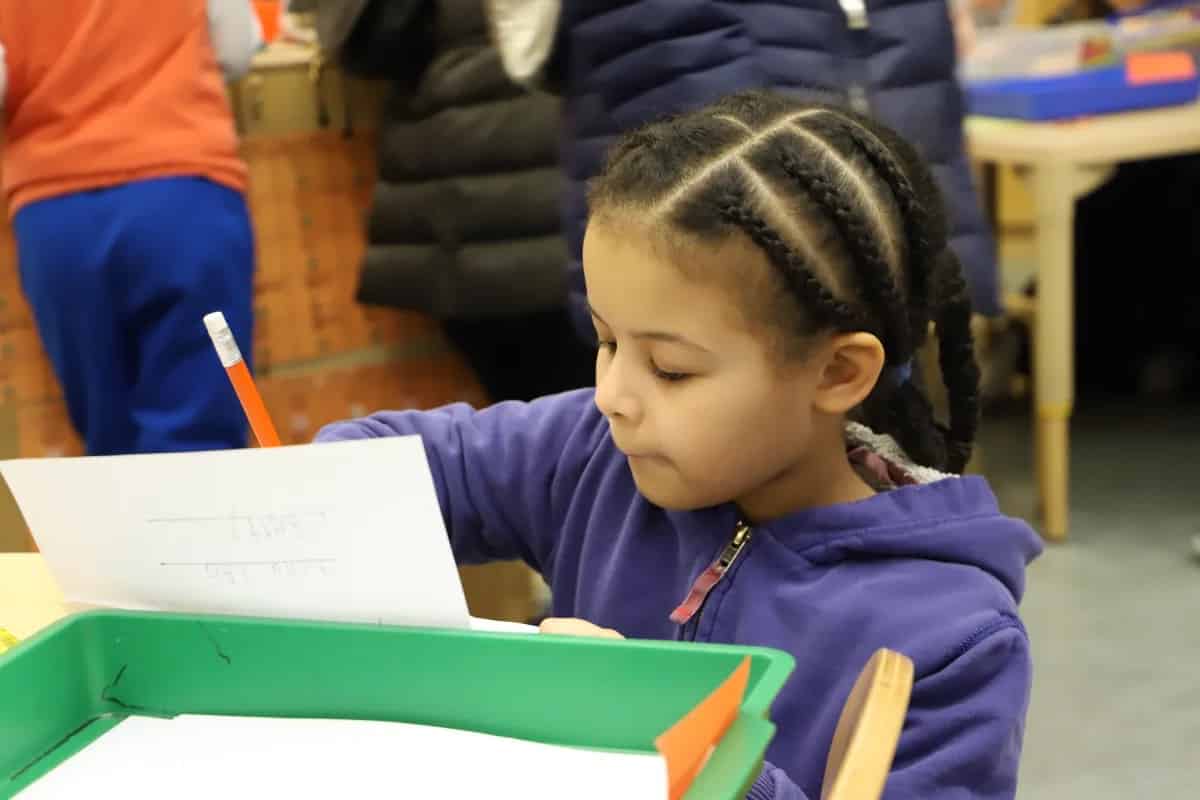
[204,311,243,367]
[203,311,229,337]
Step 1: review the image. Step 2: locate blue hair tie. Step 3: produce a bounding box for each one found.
[887,361,913,387]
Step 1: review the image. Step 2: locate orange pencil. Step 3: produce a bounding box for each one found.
[204,311,281,448]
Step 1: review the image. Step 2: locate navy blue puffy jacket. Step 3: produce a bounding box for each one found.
[552,0,998,336]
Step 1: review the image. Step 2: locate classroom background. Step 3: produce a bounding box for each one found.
[1,1,1198,798]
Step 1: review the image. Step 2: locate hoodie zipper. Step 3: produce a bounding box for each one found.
[671,521,753,640]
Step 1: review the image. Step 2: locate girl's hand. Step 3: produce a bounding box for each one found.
[539,617,625,639]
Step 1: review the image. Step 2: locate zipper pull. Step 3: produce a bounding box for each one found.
[840,0,869,29]
[670,522,752,625]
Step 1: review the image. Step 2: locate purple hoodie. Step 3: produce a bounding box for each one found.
[317,389,1042,799]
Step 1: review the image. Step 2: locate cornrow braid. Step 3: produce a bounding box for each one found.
[603,127,663,170]
[803,110,980,471]
[716,187,864,332]
[771,142,913,362]
[758,106,979,471]
[804,111,938,340]
[865,249,979,473]
[930,248,981,472]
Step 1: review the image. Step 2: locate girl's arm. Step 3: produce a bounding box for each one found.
[748,620,1030,798]
[315,390,604,574]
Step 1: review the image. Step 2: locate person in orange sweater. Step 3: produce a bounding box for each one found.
[0,0,261,454]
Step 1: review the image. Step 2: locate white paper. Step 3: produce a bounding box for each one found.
[19,715,667,799]
[469,616,538,634]
[0,439,472,629]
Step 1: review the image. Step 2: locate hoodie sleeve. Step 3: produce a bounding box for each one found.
[883,620,1030,798]
[748,619,1029,799]
[314,391,600,571]
[207,0,263,81]
[745,762,811,799]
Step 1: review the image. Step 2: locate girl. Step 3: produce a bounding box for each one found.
[318,91,1041,799]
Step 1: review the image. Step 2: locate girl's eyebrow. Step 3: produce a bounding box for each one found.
[588,304,713,354]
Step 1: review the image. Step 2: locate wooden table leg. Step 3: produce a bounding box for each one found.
[1035,414,1069,540]
[1030,164,1076,541]
[1028,162,1114,541]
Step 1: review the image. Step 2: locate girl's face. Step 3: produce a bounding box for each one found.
[583,218,869,520]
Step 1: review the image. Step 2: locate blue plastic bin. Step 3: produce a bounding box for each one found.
[967,63,1199,120]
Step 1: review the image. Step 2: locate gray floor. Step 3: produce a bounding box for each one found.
[977,400,1200,799]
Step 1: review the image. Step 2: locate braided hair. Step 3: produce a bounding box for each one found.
[587,90,980,473]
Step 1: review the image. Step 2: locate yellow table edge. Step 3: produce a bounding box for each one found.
[0,553,73,650]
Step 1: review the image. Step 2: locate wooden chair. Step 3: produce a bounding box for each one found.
[822,649,915,800]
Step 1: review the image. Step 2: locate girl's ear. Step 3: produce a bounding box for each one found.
[811,332,885,416]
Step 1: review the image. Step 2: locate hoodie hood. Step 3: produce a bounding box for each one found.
[763,475,1041,603]
[756,424,1043,604]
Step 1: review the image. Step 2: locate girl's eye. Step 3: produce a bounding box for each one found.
[598,339,616,353]
[652,365,690,383]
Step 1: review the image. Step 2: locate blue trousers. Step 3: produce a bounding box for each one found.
[14,177,255,455]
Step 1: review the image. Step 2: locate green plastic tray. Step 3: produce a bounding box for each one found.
[0,611,793,798]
